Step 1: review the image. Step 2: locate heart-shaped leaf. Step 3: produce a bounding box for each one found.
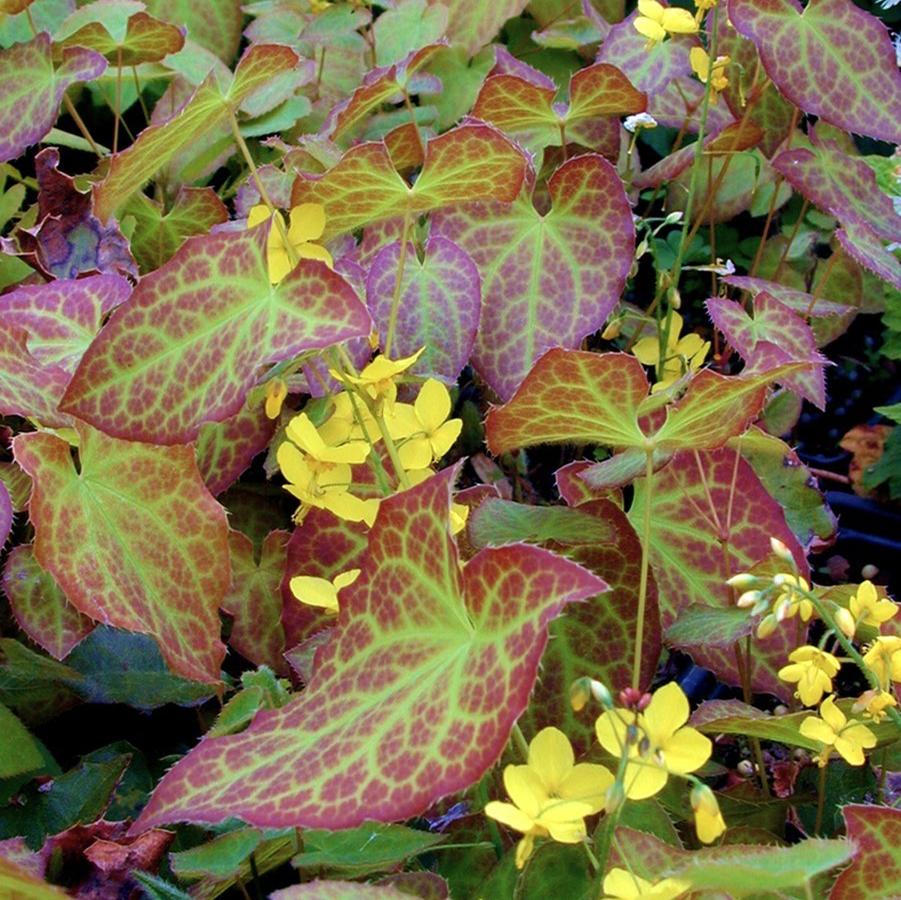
[366,235,480,384]
[2,544,95,660]
[57,7,184,65]
[0,34,106,163]
[729,0,901,143]
[61,226,371,444]
[13,422,230,683]
[290,123,528,240]
[131,468,604,831]
[432,154,634,399]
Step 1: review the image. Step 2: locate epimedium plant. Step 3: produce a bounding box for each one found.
[0,0,898,896]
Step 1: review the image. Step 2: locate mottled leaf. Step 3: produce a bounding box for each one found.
[595,15,732,132]
[0,274,130,374]
[290,123,528,241]
[132,468,604,830]
[471,497,660,749]
[93,43,300,221]
[723,275,853,320]
[835,220,901,292]
[2,544,95,659]
[432,154,634,399]
[195,401,276,497]
[730,0,901,143]
[472,63,645,155]
[707,293,827,408]
[144,0,242,61]
[0,324,73,427]
[431,0,529,56]
[629,448,805,698]
[62,227,370,444]
[830,805,901,899]
[124,187,228,272]
[665,605,754,652]
[0,34,105,163]
[0,480,10,549]
[223,530,289,674]
[58,7,184,64]
[366,235,480,384]
[13,422,230,683]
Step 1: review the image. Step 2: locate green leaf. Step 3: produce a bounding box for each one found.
[169,828,267,880]
[132,468,604,831]
[665,605,754,652]
[143,0,242,61]
[294,824,443,876]
[0,701,44,778]
[373,0,448,66]
[61,227,370,444]
[93,43,300,220]
[13,423,231,683]
[438,0,529,55]
[875,402,901,424]
[0,857,68,899]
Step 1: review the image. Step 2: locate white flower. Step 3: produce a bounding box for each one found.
[624,113,658,133]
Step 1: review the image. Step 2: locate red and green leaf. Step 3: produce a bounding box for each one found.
[366,235,480,385]
[93,44,301,221]
[730,0,901,143]
[830,805,901,899]
[2,543,95,660]
[435,0,529,56]
[144,0,243,61]
[628,447,805,698]
[835,219,901,292]
[222,530,289,675]
[131,468,604,830]
[61,226,371,444]
[13,422,230,683]
[291,123,527,240]
[0,34,106,164]
[0,274,130,374]
[432,154,635,399]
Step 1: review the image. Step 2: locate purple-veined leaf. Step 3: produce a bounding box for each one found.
[0,34,105,163]
[13,422,231,683]
[366,235,480,384]
[0,274,130,373]
[432,154,634,399]
[0,480,11,549]
[130,468,604,831]
[431,0,529,56]
[61,226,371,444]
[2,543,95,659]
[729,0,901,144]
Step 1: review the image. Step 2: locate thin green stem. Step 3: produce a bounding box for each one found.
[131,65,150,122]
[814,763,827,834]
[512,723,530,761]
[632,449,655,690]
[383,209,413,358]
[113,48,123,155]
[476,778,504,859]
[558,121,568,161]
[582,838,600,873]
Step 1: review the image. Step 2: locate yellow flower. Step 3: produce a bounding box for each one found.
[264,377,288,419]
[799,694,877,767]
[689,48,730,100]
[393,379,463,470]
[603,868,689,899]
[778,646,841,707]
[595,682,712,799]
[633,0,699,49]
[632,312,709,393]
[852,689,897,723]
[772,574,813,623]
[309,0,331,12]
[329,348,425,417]
[863,636,901,688]
[248,202,332,284]
[690,783,726,844]
[318,391,378,445]
[850,580,897,628]
[284,412,370,466]
[289,568,361,614]
[485,727,613,869]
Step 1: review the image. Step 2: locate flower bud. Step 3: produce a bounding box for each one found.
[601,319,622,341]
[570,677,591,712]
[769,537,796,567]
[756,613,778,639]
[834,607,857,639]
[727,573,759,590]
[737,589,763,608]
[590,679,614,708]
[736,759,755,778]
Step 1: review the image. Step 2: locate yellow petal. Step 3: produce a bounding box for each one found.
[557,763,613,813]
[285,413,329,457]
[660,726,711,774]
[595,708,635,757]
[528,727,574,793]
[268,245,293,284]
[819,694,846,732]
[322,490,373,524]
[290,575,339,612]
[277,441,314,488]
[637,0,665,21]
[449,501,469,535]
[543,816,588,844]
[632,335,661,365]
[799,716,836,746]
[833,735,866,766]
[398,436,433,471]
[633,16,667,41]
[265,377,288,419]
[642,681,690,740]
[515,831,536,869]
[415,378,452,433]
[690,45,710,80]
[297,241,334,269]
[622,759,668,800]
[603,868,656,898]
[660,7,699,32]
[247,204,272,229]
[504,765,548,819]
[484,801,534,834]
[430,419,463,460]
[334,568,361,590]
[695,804,726,844]
[288,203,326,243]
